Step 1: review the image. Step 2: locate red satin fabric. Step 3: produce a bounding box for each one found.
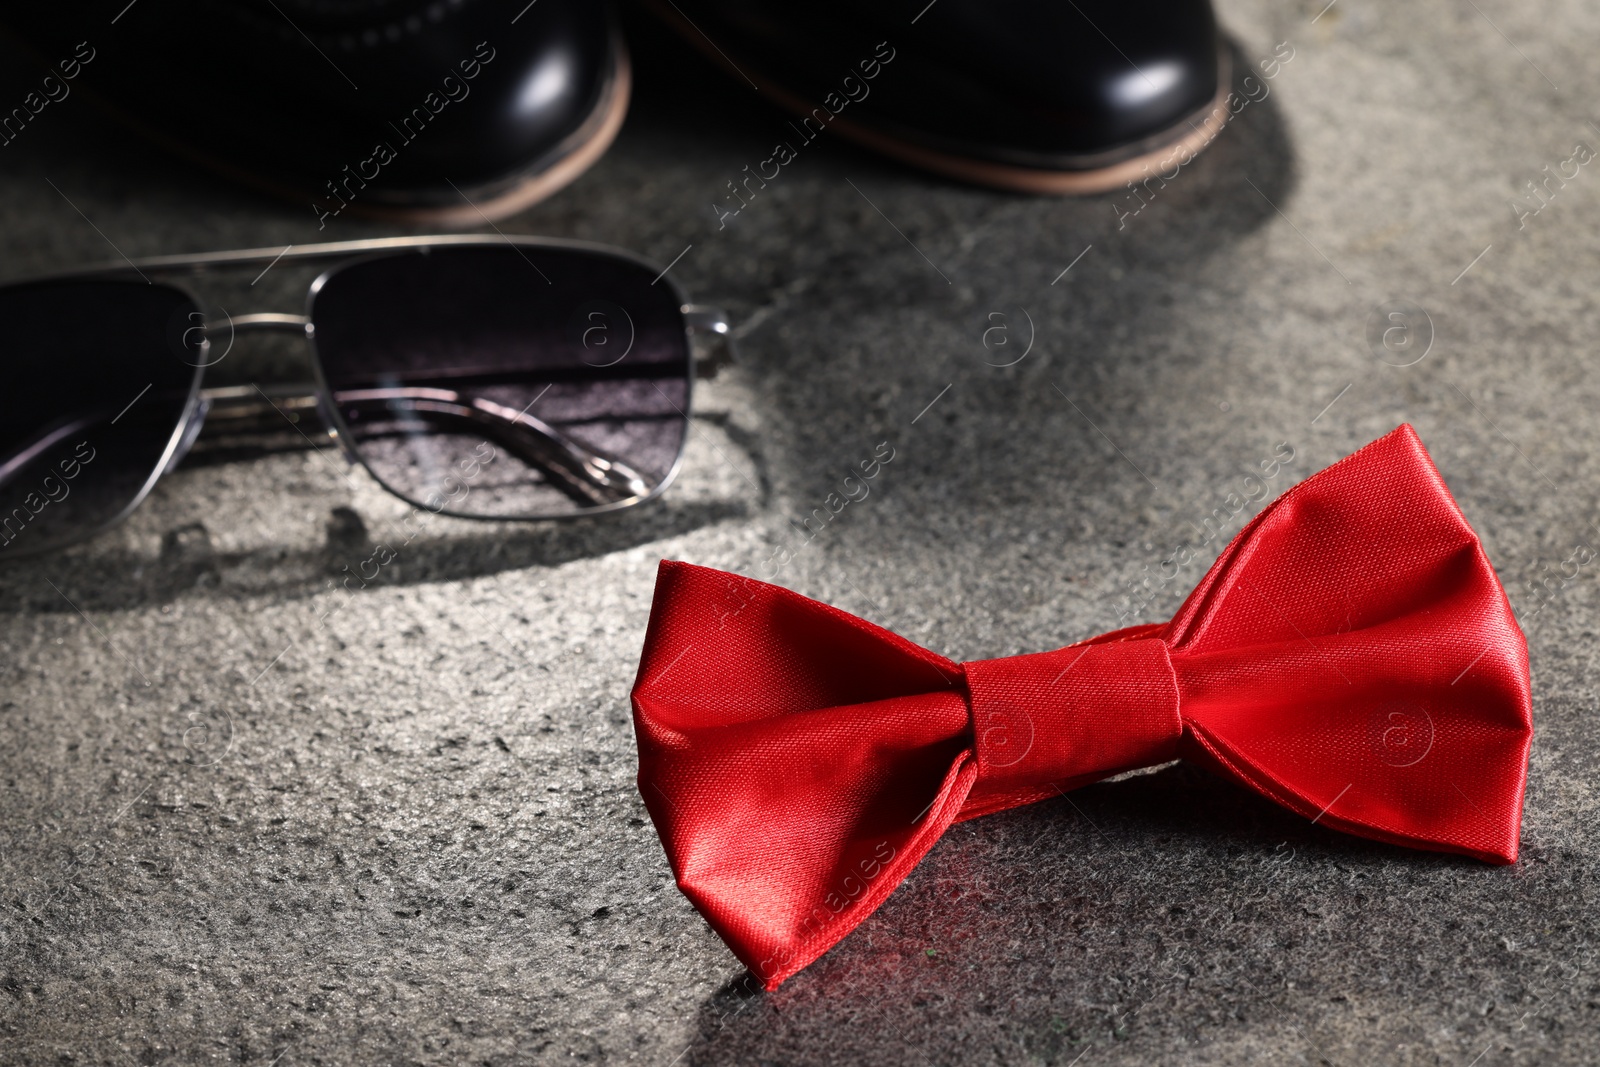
[632,425,1533,989]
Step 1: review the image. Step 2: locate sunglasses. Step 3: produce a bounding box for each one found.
[0,236,732,560]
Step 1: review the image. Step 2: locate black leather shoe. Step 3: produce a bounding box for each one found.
[0,0,628,226]
[643,0,1229,194]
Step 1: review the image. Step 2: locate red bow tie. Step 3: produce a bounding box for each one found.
[631,425,1532,989]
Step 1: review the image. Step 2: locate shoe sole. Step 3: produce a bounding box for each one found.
[648,2,1233,195]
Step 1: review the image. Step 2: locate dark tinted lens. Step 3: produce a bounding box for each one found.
[310,245,691,518]
[0,280,199,558]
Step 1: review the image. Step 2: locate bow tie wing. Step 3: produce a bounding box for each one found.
[1166,425,1533,863]
[631,561,978,988]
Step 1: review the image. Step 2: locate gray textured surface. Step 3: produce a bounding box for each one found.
[3,1,1599,1064]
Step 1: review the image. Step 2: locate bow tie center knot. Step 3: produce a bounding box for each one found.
[964,636,1183,796]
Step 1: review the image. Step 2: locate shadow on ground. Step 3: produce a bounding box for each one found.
[678,762,1483,1066]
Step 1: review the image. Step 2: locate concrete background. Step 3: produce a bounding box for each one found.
[2,0,1599,1063]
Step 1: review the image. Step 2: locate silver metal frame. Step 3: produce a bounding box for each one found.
[1,235,729,558]
[0,275,210,561]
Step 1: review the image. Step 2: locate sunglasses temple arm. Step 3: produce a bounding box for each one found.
[190,386,650,506]
[334,389,653,506]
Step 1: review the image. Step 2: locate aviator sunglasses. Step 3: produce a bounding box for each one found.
[0,236,732,560]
